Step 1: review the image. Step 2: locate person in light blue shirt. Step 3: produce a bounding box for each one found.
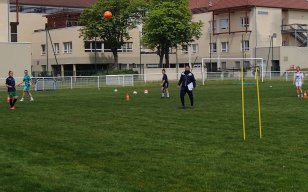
[18,70,34,101]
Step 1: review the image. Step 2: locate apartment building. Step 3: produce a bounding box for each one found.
[191,0,308,72]
[7,0,308,77]
[0,0,31,78]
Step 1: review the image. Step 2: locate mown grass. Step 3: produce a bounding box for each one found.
[0,81,307,191]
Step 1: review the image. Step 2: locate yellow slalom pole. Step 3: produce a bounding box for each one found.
[241,65,246,141]
[256,68,262,139]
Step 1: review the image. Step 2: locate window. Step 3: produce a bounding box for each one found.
[63,42,72,53]
[191,44,198,53]
[10,22,18,42]
[41,65,47,72]
[181,45,188,54]
[208,20,216,32]
[244,61,251,70]
[84,41,103,52]
[118,42,133,52]
[220,19,229,29]
[221,62,227,70]
[241,17,249,27]
[103,43,112,52]
[241,40,249,51]
[66,20,79,27]
[41,44,46,55]
[235,61,241,69]
[181,44,198,54]
[54,43,59,54]
[209,43,217,53]
[221,42,229,52]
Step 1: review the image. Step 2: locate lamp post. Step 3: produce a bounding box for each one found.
[188,43,192,69]
[139,31,142,74]
[94,34,97,73]
[45,23,49,76]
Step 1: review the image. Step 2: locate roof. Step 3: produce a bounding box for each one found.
[189,0,308,13]
[10,0,96,8]
[11,0,308,12]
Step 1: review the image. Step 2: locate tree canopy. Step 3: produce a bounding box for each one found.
[142,0,203,67]
[79,0,147,70]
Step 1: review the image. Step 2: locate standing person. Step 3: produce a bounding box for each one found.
[6,71,18,110]
[161,69,170,98]
[18,70,34,101]
[178,65,196,108]
[294,66,304,98]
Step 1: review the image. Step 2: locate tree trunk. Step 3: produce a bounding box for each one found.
[159,52,164,68]
[164,47,170,68]
[112,49,119,70]
[158,45,164,68]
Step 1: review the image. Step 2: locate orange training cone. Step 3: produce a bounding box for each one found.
[126,92,130,101]
[304,91,307,99]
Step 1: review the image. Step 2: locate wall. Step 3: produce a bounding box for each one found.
[279,46,308,72]
[255,7,282,47]
[10,12,47,42]
[287,10,308,25]
[0,42,32,77]
[0,0,9,42]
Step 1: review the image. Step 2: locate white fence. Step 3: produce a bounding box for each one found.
[0,71,306,91]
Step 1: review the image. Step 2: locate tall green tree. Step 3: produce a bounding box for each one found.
[142,0,203,68]
[79,0,147,70]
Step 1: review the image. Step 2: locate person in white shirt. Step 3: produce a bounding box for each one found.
[293,66,304,98]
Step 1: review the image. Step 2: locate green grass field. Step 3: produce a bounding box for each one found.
[0,81,307,192]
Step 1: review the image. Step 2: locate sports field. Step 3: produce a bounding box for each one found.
[0,81,307,191]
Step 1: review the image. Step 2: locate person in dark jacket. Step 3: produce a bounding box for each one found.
[6,71,18,110]
[178,65,196,108]
[161,69,170,98]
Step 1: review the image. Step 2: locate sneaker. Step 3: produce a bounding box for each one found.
[10,106,15,110]
[20,98,24,102]
[30,98,34,102]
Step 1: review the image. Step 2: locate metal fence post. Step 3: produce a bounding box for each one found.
[70,76,73,89]
[97,76,100,90]
[43,77,45,91]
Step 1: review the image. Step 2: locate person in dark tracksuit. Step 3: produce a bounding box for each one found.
[161,69,170,98]
[6,71,18,110]
[178,65,196,108]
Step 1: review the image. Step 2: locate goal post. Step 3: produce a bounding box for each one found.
[201,57,265,85]
[106,75,134,87]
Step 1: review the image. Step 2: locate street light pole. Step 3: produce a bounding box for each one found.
[139,31,142,74]
[45,24,49,76]
[188,44,192,68]
[94,35,97,73]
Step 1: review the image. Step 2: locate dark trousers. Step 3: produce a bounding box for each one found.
[180,87,193,107]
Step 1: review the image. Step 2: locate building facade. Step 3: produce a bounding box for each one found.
[0,0,31,78]
[7,0,308,77]
[0,0,10,42]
